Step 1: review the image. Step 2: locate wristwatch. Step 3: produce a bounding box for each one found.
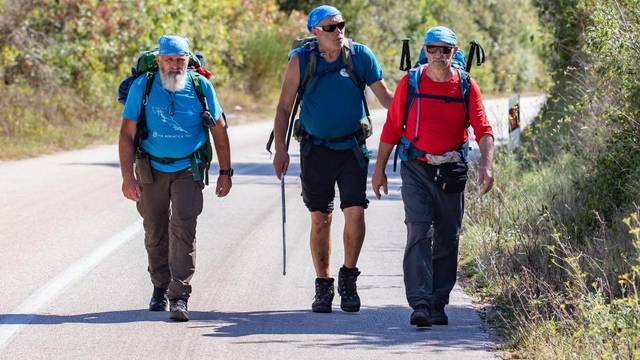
[219,168,234,177]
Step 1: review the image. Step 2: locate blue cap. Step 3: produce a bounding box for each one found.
[158,35,190,56]
[307,5,341,32]
[423,26,457,46]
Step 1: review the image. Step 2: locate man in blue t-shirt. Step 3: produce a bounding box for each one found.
[272,5,393,314]
[119,35,232,322]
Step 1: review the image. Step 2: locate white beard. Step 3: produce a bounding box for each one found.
[159,69,187,92]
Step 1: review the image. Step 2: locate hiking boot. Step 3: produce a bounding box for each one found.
[149,287,168,311]
[169,299,189,322]
[338,266,361,312]
[410,305,432,328]
[430,303,448,325]
[312,278,334,313]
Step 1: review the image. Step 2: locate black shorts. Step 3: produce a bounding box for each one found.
[300,143,369,213]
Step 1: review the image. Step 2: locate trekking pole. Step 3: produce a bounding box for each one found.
[280,175,287,276]
[278,93,299,276]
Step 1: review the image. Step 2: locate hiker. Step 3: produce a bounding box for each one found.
[271,5,393,313]
[118,35,232,322]
[371,26,495,327]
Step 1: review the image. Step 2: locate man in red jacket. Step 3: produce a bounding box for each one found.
[372,26,494,328]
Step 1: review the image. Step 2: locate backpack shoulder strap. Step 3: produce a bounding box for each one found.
[134,71,156,150]
[341,39,364,90]
[401,65,426,133]
[190,70,228,128]
[458,69,471,128]
[340,39,371,118]
[141,71,155,107]
[189,71,208,112]
[295,42,318,97]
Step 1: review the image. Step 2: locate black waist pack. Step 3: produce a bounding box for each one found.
[425,161,468,193]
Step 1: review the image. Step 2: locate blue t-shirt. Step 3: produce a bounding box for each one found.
[122,71,223,172]
[293,42,383,150]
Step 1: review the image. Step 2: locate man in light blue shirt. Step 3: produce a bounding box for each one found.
[119,35,232,322]
[272,5,393,314]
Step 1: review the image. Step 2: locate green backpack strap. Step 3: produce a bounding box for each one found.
[188,71,214,185]
[340,40,370,120]
[134,71,156,151]
[300,50,317,96]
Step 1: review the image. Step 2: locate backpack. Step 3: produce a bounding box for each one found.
[266,37,372,156]
[117,49,218,185]
[393,40,485,170]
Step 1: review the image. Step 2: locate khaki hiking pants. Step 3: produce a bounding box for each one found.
[136,166,204,300]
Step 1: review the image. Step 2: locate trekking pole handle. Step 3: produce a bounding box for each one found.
[400,39,412,71]
[466,40,486,73]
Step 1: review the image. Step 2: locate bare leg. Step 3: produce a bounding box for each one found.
[342,206,365,268]
[310,211,333,277]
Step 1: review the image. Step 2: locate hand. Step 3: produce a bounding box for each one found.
[273,151,290,180]
[372,169,388,199]
[478,165,494,195]
[216,175,232,197]
[122,177,141,202]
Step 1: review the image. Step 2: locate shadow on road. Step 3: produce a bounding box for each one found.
[0,304,492,352]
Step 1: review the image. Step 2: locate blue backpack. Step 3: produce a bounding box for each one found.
[393,41,485,170]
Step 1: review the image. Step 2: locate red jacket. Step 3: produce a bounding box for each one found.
[380,67,493,155]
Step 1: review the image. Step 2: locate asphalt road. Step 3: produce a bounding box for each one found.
[0,96,544,359]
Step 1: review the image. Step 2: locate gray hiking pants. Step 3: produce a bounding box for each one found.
[400,160,464,309]
[136,166,204,300]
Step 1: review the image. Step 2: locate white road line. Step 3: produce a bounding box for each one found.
[0,220,142,350]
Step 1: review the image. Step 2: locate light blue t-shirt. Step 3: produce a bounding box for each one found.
[122,71,223,172]
[293,42,383,150]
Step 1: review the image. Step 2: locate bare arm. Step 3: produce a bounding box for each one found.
[477,134,495,194]
[272,55,300,179]
[118,119,141,201]
[369,79,393,109]
[371,141,396,199]
[211,117,232,197]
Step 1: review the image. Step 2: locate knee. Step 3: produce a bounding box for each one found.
[405,222,432,249]
[311,213,332,232]
[343,206,364,224]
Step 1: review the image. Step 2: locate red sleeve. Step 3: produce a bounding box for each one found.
[380,74,409,145]
[468,78,494,140]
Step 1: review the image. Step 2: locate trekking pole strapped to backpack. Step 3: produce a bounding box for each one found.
[400,39,412,72]
[465,40,485,72]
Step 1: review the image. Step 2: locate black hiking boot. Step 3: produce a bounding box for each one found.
[312,278,334,313]
[410,304,432,328]
[338,266,361,312]
[430,303,448,325]
[169,299,189,322]
[149,287,168,311]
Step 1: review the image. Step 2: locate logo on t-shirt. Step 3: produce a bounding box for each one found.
[339,68,350,78]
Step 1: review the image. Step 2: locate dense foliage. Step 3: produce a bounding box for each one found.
[0,0,548,158]
[463,0,640,357]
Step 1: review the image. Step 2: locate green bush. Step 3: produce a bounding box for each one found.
[461,1,640,358]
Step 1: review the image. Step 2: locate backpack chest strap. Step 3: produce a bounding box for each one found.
[414,93,465,103]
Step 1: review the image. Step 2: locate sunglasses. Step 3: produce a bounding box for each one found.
[315,21,346,32]
[425,45,454,55]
